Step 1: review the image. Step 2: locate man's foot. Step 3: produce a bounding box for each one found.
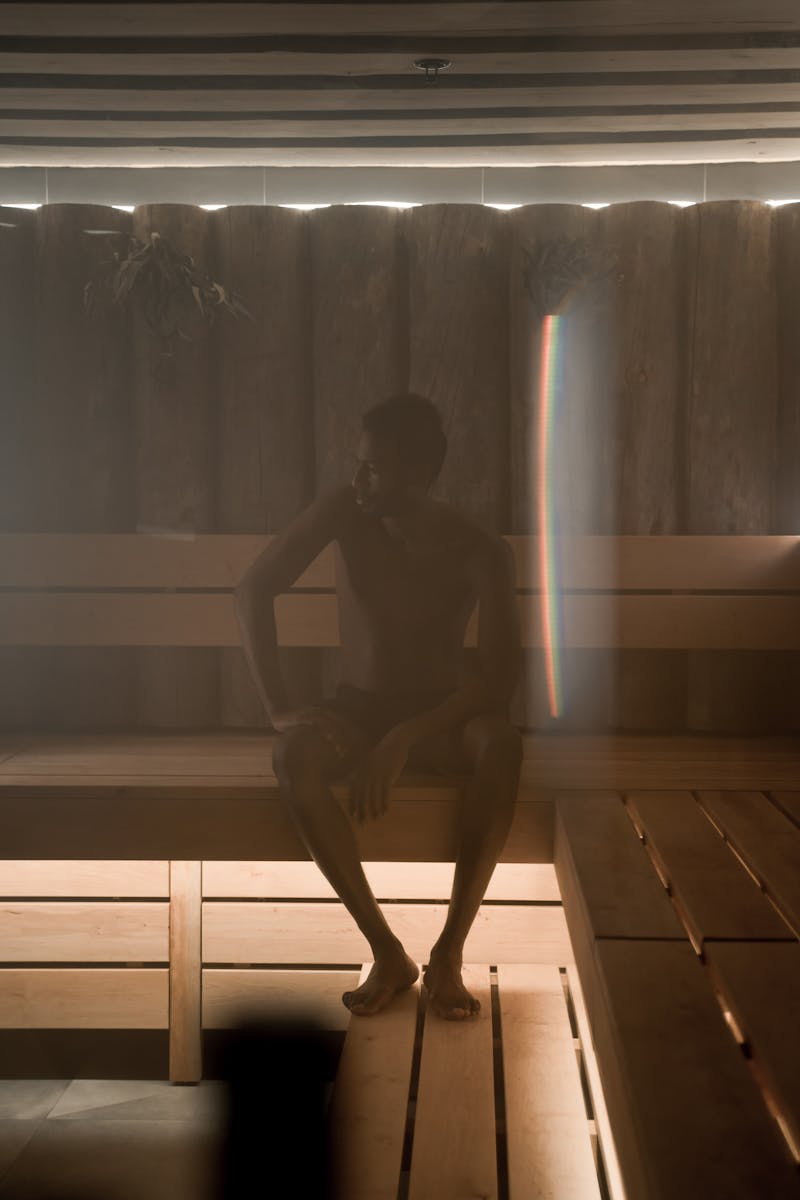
[423,945,480,1020]
[342,945,419,1016]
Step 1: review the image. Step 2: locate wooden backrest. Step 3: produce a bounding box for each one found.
[1,533,800,649]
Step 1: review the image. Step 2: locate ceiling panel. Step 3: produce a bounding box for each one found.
[1,3,799,167]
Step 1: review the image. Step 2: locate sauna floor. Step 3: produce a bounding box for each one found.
[0,967,609,1200]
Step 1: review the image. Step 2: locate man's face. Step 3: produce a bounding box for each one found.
[352,432,421,517]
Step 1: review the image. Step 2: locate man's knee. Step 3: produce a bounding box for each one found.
[462,713,523,772]
[272,724,329,785]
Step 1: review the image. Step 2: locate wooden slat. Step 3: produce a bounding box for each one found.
[704,941,800,1158]
[0,967,168,1028]
[0,789,554,864]
[201,861,560,902]
[555,795,684,940]
[6,591,800,650]
[407,204,509,530]
[0,902,169,961]
[0,860,169,897]
[697,791,800,934]
[409,964,496,1200]
[589,939,799,1198]
[202,967,359,1031]
[770,791,800,828]
[3,533,799,593]
[14,110,800,141]
[499,964,600,1200]
[0,532,329,589]
[168,860,202,1083]
[201,902,571,965]
[6,730,800,794]
[214,203,317,729]
[7,83,800,117]
[8,47,800,79]
[564,964,627,1200]
[4,3,800,38]
[10,140,800,169]
[328,964,419,1200]
[626,792,793,946]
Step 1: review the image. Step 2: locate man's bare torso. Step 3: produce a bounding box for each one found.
[333,489,482,696]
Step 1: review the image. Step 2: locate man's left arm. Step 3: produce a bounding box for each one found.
[394,537,522,748]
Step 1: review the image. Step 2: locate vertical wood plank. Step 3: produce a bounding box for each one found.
[311,205,406,698]
[686,201,780,734]
[29,203,136,730]
[508,203,592,731]
[213,205,317,727]
[328,964,419,1200]
[499,964,600,1200]
[509,204,620,731]
[169,859,202,1083]
[773,202,800,730]
[601,201,687,733]
[409,964,496,1200]
[0,207,41,730]
[406,203,509,531]
[133,204,219,727]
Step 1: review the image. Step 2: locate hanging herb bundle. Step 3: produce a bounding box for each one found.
[83,229,253,343]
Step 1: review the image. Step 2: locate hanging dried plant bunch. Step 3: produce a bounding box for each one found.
[84,230,253,340]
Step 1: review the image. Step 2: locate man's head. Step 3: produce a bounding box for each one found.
[352,394,446,517]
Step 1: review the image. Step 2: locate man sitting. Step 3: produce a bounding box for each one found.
[234,394,522,1020]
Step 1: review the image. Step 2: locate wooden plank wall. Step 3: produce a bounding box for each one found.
[1,199,796,733]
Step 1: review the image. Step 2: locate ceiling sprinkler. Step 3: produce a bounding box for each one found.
[413,58,453,85]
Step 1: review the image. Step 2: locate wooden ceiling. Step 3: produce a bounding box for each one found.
[2,3,800,168]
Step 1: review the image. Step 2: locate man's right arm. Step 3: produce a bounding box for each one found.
[233,484,354,725]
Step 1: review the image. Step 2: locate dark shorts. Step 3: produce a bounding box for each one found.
[323,682,471,775]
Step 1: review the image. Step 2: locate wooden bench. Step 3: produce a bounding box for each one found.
[2,531,800,1196]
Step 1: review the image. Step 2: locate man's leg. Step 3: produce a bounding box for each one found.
[421,714,523,1019]
[272,724,418,1015]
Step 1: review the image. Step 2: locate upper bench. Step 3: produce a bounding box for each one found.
[2,532,800,649]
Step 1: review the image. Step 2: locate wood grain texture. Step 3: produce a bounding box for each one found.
[4,4,800,38]
[0,860,169,898]
[201,860,560,902]
[168,860,202,1082]
[564,964,626,1200]
[555,794,684,940]
[202,967,359,1031]
[0,902,169,962]
[201,902,571,965]
[406,203,509,530]
[601,202,688,732]
[499,963,600,1200]
[626,792,793,946]
[311,203,405,698]
[132,203,219,729]
[686,201,780,735]
[697,790,800,934]
[328,964,419,1200]
[7,532,800,591]
[409,965,496,1200]
[591,939,799,1199]
[213,204,318,727]
[0,967,168,1028]
[0,787,554,863]
[704,941,800,1156]
[508,202,592,730]
[28,204,136,731]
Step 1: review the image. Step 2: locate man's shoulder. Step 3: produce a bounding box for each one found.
[435,502,508,559]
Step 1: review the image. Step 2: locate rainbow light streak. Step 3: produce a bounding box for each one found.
[538,314,564,719]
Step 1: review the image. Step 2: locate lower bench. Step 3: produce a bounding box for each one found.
[555,790,800,1199]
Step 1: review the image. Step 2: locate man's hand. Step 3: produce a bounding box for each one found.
[349,727,411,823]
